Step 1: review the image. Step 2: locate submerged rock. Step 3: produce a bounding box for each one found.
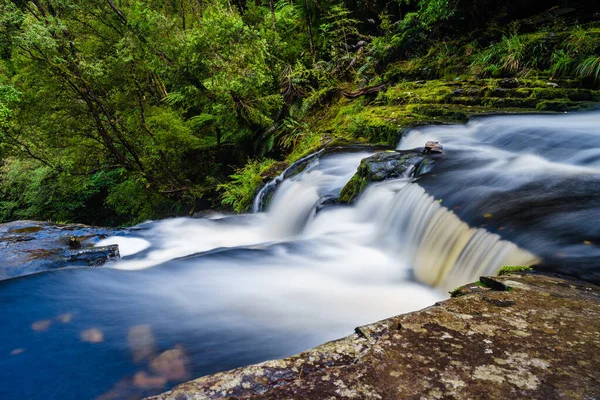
[339,149,438,203]
[0,220,123,280]
[147,273,600,399]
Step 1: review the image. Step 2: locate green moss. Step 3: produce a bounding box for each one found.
[530,88,567,100]
[535,99,576,112]
[498,265,533,276]
[449,287,464,298]
[338,173,368,204]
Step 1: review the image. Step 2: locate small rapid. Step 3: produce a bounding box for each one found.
[0,112,598,400]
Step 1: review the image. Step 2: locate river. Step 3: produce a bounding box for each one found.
[0,112,598,399]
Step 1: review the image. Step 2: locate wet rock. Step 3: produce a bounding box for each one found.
[147,273,600,400]
[0,221,124,281]
[339,149,435,203]
[68,236,81,249]
[128,325,158,363]
[31,319,52,332]
[68,245,120,267]
[424,140,443,154]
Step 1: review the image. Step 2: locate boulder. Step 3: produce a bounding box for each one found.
[338,149,437,203]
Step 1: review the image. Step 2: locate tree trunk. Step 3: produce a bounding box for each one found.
[302,0,315,59]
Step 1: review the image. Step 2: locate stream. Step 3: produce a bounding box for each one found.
[0,112,598,399]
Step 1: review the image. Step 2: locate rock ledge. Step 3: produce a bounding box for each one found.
[148,273,600,399]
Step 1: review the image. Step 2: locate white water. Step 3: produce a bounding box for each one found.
[5,112,598,400]
[96,142,540,337]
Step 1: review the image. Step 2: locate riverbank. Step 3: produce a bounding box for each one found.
[148,271,600,399]
[221,78,600,214]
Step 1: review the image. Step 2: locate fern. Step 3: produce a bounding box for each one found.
[576,55,600,83]
[550,50,574,77]
[217,159,275,213]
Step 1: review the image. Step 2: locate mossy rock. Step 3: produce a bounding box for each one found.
[535,99,578,112]
[339,150,429,203]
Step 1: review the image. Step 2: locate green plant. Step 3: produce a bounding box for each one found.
[218,159,275,213]
[501,34,526,74]
[498,265,533,276]
[277,118,313,150]
[550,49,574,77]
[576,55,600,83]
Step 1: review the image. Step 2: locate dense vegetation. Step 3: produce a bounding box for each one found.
[0,0,599,225]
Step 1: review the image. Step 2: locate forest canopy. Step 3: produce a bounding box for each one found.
[0,0,598,225]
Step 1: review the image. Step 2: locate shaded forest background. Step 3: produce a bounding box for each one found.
[0,0,599,225]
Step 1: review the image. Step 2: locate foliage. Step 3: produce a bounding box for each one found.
[0,0,598,224]
[218,158,275,213]
[576,56,600,83]
[498,265,533,276]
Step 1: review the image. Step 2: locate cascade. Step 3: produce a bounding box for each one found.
[5,112,599,399]
[358,182,539,290]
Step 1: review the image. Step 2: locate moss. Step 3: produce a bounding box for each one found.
[498,265,533,276]
[530,88,570,100]
[285,75,599,175]
[406,104,469,121]
[535,99,576,112]
[566,89,595,102]
[338,173,368,204]
[449,287,464,298]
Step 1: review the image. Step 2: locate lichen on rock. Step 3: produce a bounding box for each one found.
[147,273,600,400]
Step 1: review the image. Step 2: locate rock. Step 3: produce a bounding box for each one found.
[0,220,124,280]
[147,273,600,400]
[69,245,120,267]
[128,324,158,363]
[338,149,436,203]
[546,82,559,88]
[424,140,443,154]
[499,78,519,88]
[68,236,82,249]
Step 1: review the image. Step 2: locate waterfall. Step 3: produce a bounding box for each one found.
[10,112,600,400]
[346,180,539,290]
[361,182,539,291]
[252,150,324,213]
[109,151,540,292]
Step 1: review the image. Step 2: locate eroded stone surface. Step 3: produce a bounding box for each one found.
[148,273,600,399]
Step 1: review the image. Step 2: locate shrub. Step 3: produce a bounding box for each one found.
[218,158,275,213]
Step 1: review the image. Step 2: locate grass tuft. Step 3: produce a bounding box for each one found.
[498,265,533,276]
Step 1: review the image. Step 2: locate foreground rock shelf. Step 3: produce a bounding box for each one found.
[149,273,600,399]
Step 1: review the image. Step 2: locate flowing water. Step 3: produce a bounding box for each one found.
[0,112,598,399]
